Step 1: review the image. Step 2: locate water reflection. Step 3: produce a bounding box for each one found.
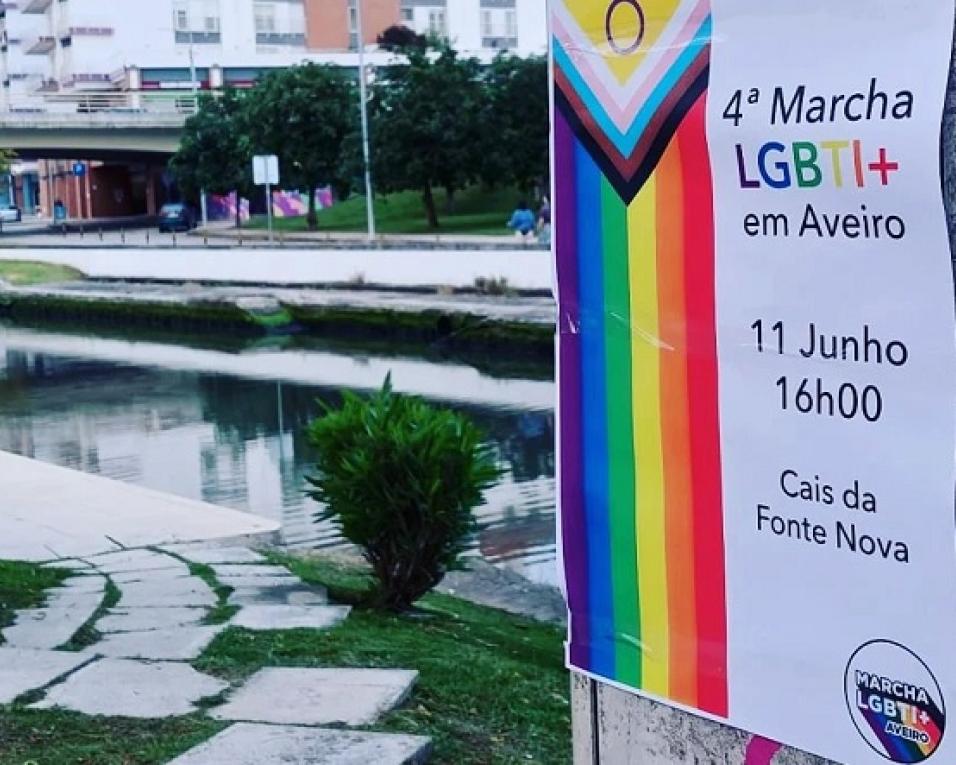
[0,325,558,586]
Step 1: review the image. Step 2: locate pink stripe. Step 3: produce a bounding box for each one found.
[744,737,783,765]
[552,0,709,134]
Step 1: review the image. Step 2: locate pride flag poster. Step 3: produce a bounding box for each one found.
[552,1,956,762]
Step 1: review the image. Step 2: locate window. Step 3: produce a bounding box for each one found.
[428,9,445,36]
[175,9,188,30]
[400,8,413,23]
[254,3,276,34]
[481,10,492,37]
[505,10,516,38]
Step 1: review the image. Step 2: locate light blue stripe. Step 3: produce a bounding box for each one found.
[575,140,615,679]
[553,16,710,157]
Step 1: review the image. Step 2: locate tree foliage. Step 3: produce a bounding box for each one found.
[243,63,357,229]
[306,377,500,611]
[0,149,15,176]
[377,24,427,52]
[368,44,486,228]
[482,54,550,193]
[169,90,252,227]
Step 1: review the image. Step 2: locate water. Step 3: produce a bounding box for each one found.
[0,323,558,586]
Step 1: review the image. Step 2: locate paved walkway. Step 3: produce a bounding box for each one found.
[0,451,279,562]
[1,544,430,764]
[0,246,552,291]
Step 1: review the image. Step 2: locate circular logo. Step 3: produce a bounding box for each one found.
[845,640,946,762]
[605,0,645,56]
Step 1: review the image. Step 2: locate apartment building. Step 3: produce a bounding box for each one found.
[0,0,546,107]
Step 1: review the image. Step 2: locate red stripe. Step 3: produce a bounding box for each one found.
[678,94,728,717]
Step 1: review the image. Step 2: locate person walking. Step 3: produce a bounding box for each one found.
[537,196,552,246]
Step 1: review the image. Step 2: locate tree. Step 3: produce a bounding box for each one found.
[169,90,252,229]
[243,63,357,230]
[482,54,550,194]
[367,44,486,228]
[377,24,427,52]
[0,149,15,176]
[306,377,500,611]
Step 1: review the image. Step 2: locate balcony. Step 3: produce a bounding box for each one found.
[21,0,53,14]
[23,35,54,54]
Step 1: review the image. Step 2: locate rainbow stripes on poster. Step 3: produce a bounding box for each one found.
[554,0,728,716]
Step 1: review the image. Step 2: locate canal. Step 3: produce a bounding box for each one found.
[0,322,558,586]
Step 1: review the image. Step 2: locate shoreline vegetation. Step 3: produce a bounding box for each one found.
[0,554,571,764]
[0,291,555,367]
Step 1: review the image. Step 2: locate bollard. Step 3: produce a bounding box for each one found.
[79,224,83,239]
[146,230,150,245]
[204,232,208,247]
[173,231,177,247]
[62,224,66,237]
[121,229,126,244]
[98,228,103,242]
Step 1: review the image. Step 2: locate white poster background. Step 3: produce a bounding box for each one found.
[709,1,956,763]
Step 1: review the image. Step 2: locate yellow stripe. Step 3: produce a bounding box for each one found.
[628,177,670,697]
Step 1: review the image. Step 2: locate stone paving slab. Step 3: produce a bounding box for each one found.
[95,624,227,660]
[97,607,209,633]
[53,576,108,595]
[230,605,351,632]
[228,585,328,608]
[89,551,189,576]
[2,596,102,649]
[217,574,302,590]
[168,723,432,765]
[210,564,292,579]
[33,658,228,718]
[211,668,419,726]
[110,568,194,585]
[116,581,217,609]
[167,546,266,565]
[0,648,92,704]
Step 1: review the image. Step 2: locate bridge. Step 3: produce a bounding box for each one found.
[0,93,197,160]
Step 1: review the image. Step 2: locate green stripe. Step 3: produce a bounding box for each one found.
[600,176,641,687]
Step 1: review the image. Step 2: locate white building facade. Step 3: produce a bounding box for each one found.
[0,0,547,110]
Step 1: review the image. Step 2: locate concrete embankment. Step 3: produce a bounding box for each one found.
[0,281,556,361]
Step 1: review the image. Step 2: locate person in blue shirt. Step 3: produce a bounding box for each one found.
[507,200,536,241]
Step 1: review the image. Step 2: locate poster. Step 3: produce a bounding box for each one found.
[552,1,956,762]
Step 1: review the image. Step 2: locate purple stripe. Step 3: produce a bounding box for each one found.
[555,108,590,670]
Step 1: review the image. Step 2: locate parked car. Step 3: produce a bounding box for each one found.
[0,206,22,223]
[158,203,197,233]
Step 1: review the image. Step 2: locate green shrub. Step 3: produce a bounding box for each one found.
[306,377,500,611]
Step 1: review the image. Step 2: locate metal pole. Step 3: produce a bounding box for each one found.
[186,9,207,229]
[355,0,376,241]
[265,181,274,243]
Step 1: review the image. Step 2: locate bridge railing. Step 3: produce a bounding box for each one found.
[3,92,199,116]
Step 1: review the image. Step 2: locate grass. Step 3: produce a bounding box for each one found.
[0,561,68,636]
[60,580,120,652]
[0,555,570,764]
[0,711,224,765]
[0,260,85,286]
[247,186,529,236]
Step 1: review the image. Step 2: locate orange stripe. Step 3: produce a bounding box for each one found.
[656,136,698,707]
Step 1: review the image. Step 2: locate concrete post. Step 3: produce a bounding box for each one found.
[569,17,956,765]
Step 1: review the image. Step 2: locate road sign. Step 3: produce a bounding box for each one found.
[252,155,279,186]
[72,162,86,177]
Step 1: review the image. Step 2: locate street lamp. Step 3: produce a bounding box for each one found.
[354,0,376,242]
